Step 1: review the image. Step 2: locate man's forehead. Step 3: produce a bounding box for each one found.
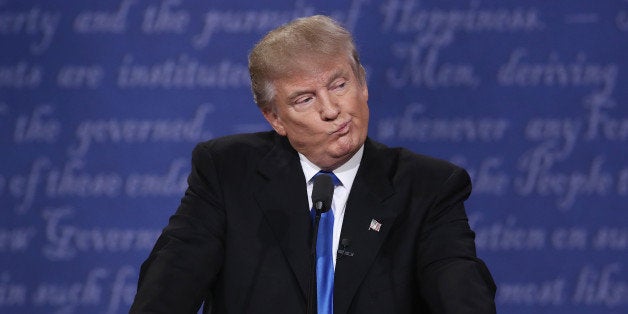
[276,58,352,87]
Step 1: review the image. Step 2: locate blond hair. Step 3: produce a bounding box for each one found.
[248,15,365,111]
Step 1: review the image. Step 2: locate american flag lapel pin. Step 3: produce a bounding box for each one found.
[369,219,382,232]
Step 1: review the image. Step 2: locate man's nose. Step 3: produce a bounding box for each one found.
[319,92,340,120]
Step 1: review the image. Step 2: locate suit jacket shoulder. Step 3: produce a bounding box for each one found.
[363,138,470,197]
[194,131,285,163]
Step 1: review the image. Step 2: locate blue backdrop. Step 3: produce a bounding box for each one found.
[1,1,627,313]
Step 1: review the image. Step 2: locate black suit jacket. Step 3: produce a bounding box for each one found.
[131,131,496,313]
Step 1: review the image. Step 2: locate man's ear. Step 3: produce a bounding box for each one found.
[359,65,369,100]
[262,107,287,136]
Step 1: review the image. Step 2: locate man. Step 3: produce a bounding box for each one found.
[131,15,496,313]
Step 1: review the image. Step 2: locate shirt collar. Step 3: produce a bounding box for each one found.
[299,145,364,190]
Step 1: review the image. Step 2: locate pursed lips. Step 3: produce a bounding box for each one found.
[329,119,351,135]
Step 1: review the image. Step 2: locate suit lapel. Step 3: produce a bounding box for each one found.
[252,135,312,300]
[334,139,397,314]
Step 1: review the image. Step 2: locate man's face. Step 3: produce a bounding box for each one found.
[262,57,369,170]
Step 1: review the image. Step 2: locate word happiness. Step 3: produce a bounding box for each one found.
[381,0,544,35]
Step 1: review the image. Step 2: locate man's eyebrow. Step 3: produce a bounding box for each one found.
[326,68,348,85]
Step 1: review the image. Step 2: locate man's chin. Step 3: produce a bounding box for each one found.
[329,144,360,161]
[335,135,363,153]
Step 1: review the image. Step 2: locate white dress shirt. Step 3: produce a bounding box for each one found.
[299,145,363,268]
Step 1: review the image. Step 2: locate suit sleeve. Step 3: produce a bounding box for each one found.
[416,167,497,314]
[130,143,226,313]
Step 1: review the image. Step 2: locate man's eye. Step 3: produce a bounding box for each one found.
[334,81,347,90]
[295,96,313,105]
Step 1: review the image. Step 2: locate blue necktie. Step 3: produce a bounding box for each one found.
[313,171,341,314]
